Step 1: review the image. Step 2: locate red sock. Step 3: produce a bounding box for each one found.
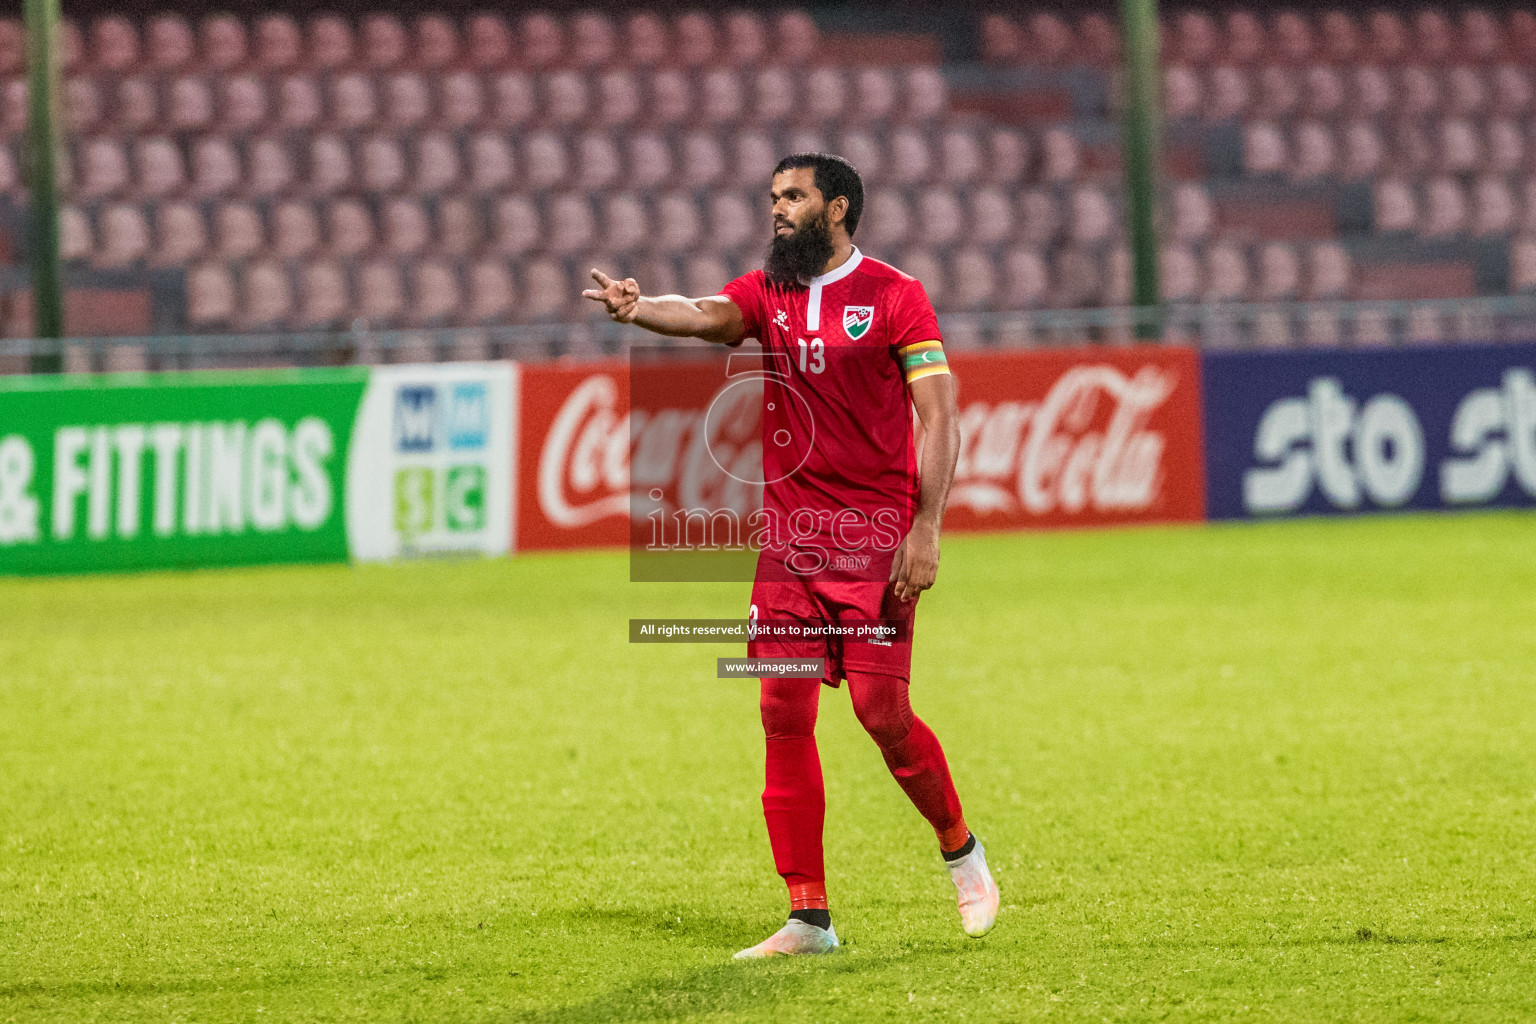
[759,679,825,896]
[847,672,966,844]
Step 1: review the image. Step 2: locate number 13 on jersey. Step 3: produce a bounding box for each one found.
[796,338,825,374]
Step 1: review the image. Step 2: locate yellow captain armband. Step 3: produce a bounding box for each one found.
[898,340,950,383]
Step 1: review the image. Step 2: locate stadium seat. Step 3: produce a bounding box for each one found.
[724,11,768,67]
[1509,237,1536,292]
[307,15,355,71]
[545,70,588,128]
[1303,66,1346,118]
[361,13,408,71]
[654,192,701,254]
[904,67,947,123]
[1492,65,1532,116]
[186,261,238,329]
[151,201,208,267]
[483,72,536,129]
[518,257,572,321]
[649,70,691,129]
[837,131,883,184]
[776,11,819,66]
[146,14,196,72]
[59,205,93,262]
[168,76,216,131]
[1307,240,1354,299]
[93,203,151,268]
[1373,177,1419,233]
[1170,182,1213,241]
[1050,247,1101,307]
[1400,66,1442,117]
[628,132,672,190]
[1445,66,1488,116]
[1038,127,1080,183]
[221,75,268,133]
[980,14,1024,66]
[1067,185,1116,245]
[412,131,459,195]
[436,197,482,256]
[253,15,302,71]
[520,12,565,70]
[271,200,321,260]
[1351,67,1393,118]
[1017,189,1061,248]
[1223,11,1266,65]
[676,11,718,69]
[1256,240,1302,300]
[1164,65,1202,121]
[276,74,323,130]
[593,70,641,129]
[1204,65,1250,121]
[805,68,847,124]
[568,132,617,192]
[700,69,744,126]
[215,202,265,260]
[1318,11,1360,63]
[359,135,407,195]
[683,254,732,300]
[569,12,616,69]
[63,79,103,132]
[382,72,430,129]
[753,68,795,125]
[1202,242,1250,302]
[939,129,984,186]
[326,198,374,257]
[77,136,131,200]
[785,128,827,159]
[1471,176,1516,235]
[1421,175,1469,236]
[708,190,756,253]
[1000,246,1049,308]
[986,129,1030,185]
[967,186,1014,247]
[916,187,963,249]
[381,198,430,256]
[0,142,15,197]
[467,132,515,194]
[854,68,899,124]
[732,129,778,187]
[247,136,296,199]
[240,257,293,330]
[1291,120,1338,181]
[357,258,405,326]
[88,16,140,73]
[115,76,160,131]
[1486,119,1524,174]
[888,128,932,185]
[1414,9,1455,64]
[307,133,353,197]
[1171,11,1219,65]
[1102,246,1133,306]
[1340,120,1386,180]
[1439,117,1482,174]
[1243,121,1287,177]
[330,73,377,131]
[1461,9,1504,61]
[1159,242,1200,302]
[1255,66,1300,118]
[947,247,997,311]
[200,15,248,72]
[0,20,20,77]
[546,194,596,255]
[465,14,513,70]
[410,258,461,326]
[135,137,185,198]
[900,249,946,308]
[490,196,540,256]
[59,19,83,73]
[523,132,569,191]
[1273,12,1315,64]
[440,72,484,129]
[859,189,911,251]
[466,259,515,323]
[1367,11,1410,63]
[293,258,351,330]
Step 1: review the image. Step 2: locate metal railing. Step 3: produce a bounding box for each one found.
[7,294,1536,372]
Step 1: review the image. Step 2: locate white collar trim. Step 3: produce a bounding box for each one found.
[804,247,862,332]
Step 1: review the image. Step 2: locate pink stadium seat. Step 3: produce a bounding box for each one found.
[1067,185,1115,245]
[654,192,701,254]
[359,134,407,194]
[1204,65,1250,121]
[701,69,744,126]
[168,76,215,131]
[1222,12,1266,65]
[490,196,539,256]
[436,197,482,256]
[271,200,321,260]
[413,14,458,70]
[151,201,207,267]
[1077,13,1119,66]
[467,132,515,194]
[254,15,302,71]
[186,261,237,329]
[383,72,430,128]
[594,70,641,129]
[1158,243,1200,302]
[1027,13,1075,67]
[357,258,405,326]
[1051,247,1101,307]
[1399,66,1442,117]
[247,136,295,199]
[1445,66,1488,116]
[1414,10,1455,64]
[1273,12,1315,64]
[86,16,138,73]
[200,15,248,72]
[1390,120,1434,174]
[306,133,353,197]
[916,187,963,249]
[1001,247,1049,308]
[1439,117,1482,174]
[1171,11,1219,66]
[240,258,293,330]
[626,12,670,68]
[465,15,513,70]
[277,74,323,130]
[135,137,184,198]
[77,136,131,200]
[683,254,732,300]
[708,190,755,253]
[836,131,883,183]
[361,13,407,70]
[900,248,945,307]
[903,67,947,123]
[215,202,265,260]
[146,14,195,72]
[1373,177,1419,232]
[1471,176,1516,235]
[0,142,15,196]
[967,186,1014,247]
[602,193,649,253]
[381,197,430,256]
[725,11,768,67]
[545,70,588,127]
[569,12,616,69]
[939,129,984,186]
[1518,180,1536,236]
[412,131,460,195]
[59,19,83,73]
[1340,119,1386,180]
[1243,121,1287,176]
[1102,247,1133,306]
[1164,65,1202,121]
[1421,176,1469,236]
[1017,189,1061,248]
[1256,241,1302,300]
[986,129,1030,185]
[0,20,21,77]
[293,258,350,329]
[59,205,93,261]
[520,12,565,70]
[680,131,726,189]
[859,189,912,251]
[849,68,898,125]
[1486,119,1524,174]
[115,76,160,131]
[1203,242,1250,302]
[804,68,847,124]
[1492,65,1531,116]
[523,132,569,191]
[676,12,718,69]
[753,68,795,125]
[64,79,103,132]
[221,74,268,133]
[440,72,484,129]
[489,72,535,128]
[1170,182,1213,241]
[732,129,777,186]
[93,203,151,269]
[466,259,514,323]
[947,247,996,311]
[326,199,374,257]
[628,132,672,190]
[307,15,355,71]
[1319,12,1360,63]
[518,257,571,321]
[1509,237,1536,292]
[2,81,29,136]
[1039,126,1081,183]
[887,128,932,185]
[1291,120,1338,181]
[980,14,1024,66]
[411,258,461,326]
[1461,9,1504,62]
[330,73,377,131]
[1367,12,1410,64]
[775,12,819,66]
[649,70,691,129]
[1255,66,1300,118]
[1294,68,1342,120]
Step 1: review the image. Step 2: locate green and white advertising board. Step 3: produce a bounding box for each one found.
[0,363,516,575]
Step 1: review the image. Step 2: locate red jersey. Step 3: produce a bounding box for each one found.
[720,248,948,579]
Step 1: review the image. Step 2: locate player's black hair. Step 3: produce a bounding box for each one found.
[773,153,865,236]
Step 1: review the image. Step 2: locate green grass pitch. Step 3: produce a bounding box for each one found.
[4,512,1536,1023]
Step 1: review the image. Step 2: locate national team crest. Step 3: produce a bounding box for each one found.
[842,305,874,340]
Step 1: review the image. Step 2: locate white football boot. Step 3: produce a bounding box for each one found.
[945,840,1000,937]
[732,920,840,959]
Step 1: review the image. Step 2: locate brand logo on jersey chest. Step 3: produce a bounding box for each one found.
[842,306,874,340]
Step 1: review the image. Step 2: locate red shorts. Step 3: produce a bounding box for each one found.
[747,571,918,686]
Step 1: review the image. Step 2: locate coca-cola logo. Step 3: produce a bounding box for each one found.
[953,364,1176,516]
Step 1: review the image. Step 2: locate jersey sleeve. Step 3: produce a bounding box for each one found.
[890,278,949,384]
[719,271,768,344]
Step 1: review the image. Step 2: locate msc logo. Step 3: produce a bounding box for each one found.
[447,383,488,450]
[394,386,437,452]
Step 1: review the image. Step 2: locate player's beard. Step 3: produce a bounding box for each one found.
[763,209,836,286]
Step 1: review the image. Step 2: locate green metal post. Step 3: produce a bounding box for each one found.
[1119,0,1162,339]
[25,0,64,371]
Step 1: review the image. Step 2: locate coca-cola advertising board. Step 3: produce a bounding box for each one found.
[516,345,1206,553]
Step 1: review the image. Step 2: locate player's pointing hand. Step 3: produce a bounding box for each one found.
[582,269,641,323]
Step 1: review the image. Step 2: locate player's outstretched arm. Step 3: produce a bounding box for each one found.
[582,269,747,346]
[891,371,960,602]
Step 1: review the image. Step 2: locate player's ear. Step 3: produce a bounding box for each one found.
[827,195,849,229]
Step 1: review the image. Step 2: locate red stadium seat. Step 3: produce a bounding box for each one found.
[1077,13,1119,66]
[467,132,515,194]
[381,197,430,256]
[1510,237,1536,292]
[359,134,407,194]
[168,76,216,131]
[1340,119,1386,180]
[625,12,669,68]
[436,197,482,256]
[214,202,265,260]
[775,12,819,66]
[440,72,485,129]
[569,12,616,69]
[253,15,302,71]
[848,68,898,125]
[1307,240,1353,299]
[77,136,131,200]
[271,200,321,260]
[859,188,912,251]
[1222,12,1266,66]
[465,15,513,70]
[1439,117,1482,174]
[676,12,718,69]
[0,141,15,196]
[93,203,151,268]
[1243,121,1287,177]
[900,248,945,307]
[412,131,460,195]
[220,74,268,133]
[1367,12,1410,64]
[980,14,1024,66]
[986,129,1030,184]
[1171,11,1220,66]
[200,15,248,72]
[361,13,408,71]
[804,68,847,124]
[1051,246,1101,307]
[1203,65,1250,121]
[912,186,960,249]
[1492,65,1531,116]
[1399,66,1442,117]
[594,70,641,128]
[135,136,184,198]
[648,70,691,129]
[276,74,323,130]
[680,131,727,189]
[186,261,237,329]
[1273,13,1315,65]
[293,258,351,329]
[1414,9,1455,64]
[1255,66,1300,118]
[1164,65,1202,121]
[307,15,355,71]
[490,196,540,256]
[724,11,768,68]
[599,192,647,253]
[306,133,354,197]
[326,199,374,257]
[653,192,701,254]
[1445,66,1488,116]
[522,131,569,191]
[489,72,535,128]
[329,72,377,131]
[520,12,564,70]
[1067,185,1116,245]
[683,254,732,300]
[239,258,293,330]
[383,72,431,128]
[413,14,459,70]
[1303,66,1346,118]
[115,76,160,131]
[938,129,983,186]
[151,201,208,267]
[247,135,295,198]
[466,259,515,323]
[58,19,83,74]
[1038,126,1081,183]
[0,20,20,78]
[1319,12,1360,64]
[518,257,572,322]
[146,14,195,72]
[1486,118,1524,174]
[89,16,140,73]
[1461,9,1504,62]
